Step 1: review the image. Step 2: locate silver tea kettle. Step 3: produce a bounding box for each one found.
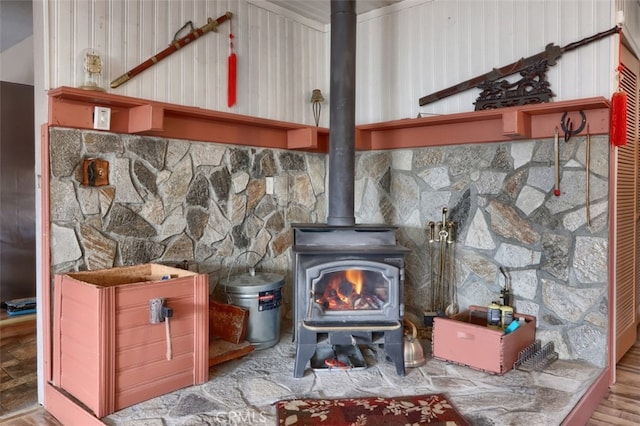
[403,319,426,367]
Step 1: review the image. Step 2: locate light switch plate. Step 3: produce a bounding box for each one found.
[265,176,274,194]
[93,106,111,130]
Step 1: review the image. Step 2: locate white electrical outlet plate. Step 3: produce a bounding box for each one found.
[93,106,111,130]
[266,176,274,194]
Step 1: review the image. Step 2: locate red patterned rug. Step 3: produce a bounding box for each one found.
[275,393,470,425]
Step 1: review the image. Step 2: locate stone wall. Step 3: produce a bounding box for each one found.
[48,127,609,367]
[354,137,609,367]
[48,127,327,318]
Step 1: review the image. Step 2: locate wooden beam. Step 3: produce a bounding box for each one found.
[287,127,318,150]
[502,110,531,138]
[356,97,610,150]
[47,87,320,152]
[48,87,610,153]
[128,104,164,133]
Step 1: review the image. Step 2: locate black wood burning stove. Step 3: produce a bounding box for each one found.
[290,1,410,378]
[292,224,409,377]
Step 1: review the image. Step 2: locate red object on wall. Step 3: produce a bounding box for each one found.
[610,90,627,146]
[228,52,237,107]
[228,26,236,108]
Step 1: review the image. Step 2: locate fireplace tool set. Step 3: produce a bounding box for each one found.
[424,208,457,326]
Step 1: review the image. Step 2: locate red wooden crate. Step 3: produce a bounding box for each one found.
[432,305,536,374]
[51,264,209,418]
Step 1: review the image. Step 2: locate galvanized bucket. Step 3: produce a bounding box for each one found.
[222,270,284,350]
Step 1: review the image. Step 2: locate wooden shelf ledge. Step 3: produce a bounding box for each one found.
[48,87,329,153]
[356,97,610,150]
[48,87,609,152]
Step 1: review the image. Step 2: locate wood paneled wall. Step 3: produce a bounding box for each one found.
[359,0,616,120]
[45,0,328,126]
[41,0,617,126]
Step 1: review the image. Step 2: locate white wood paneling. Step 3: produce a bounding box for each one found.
[44,0,617,125]
[46,0,328,125]
[356,0,617,122]
[617,0,640,58]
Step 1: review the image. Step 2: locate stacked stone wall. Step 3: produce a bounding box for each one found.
[48,128,609,366]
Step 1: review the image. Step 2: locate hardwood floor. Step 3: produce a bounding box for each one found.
[1,316,639,425]
[0,407,62,426]
[587,332,640,426]
[0,312,62,425]
[0,314,38,414]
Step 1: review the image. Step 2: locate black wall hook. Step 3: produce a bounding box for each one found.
[561,110,586,142]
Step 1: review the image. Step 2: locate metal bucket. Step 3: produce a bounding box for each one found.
[222,271,284,350]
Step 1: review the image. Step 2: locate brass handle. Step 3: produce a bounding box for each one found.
[403,319,418,340]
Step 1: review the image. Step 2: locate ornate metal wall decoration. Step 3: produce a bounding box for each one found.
[473,60,554,110]
[418,26,621,110]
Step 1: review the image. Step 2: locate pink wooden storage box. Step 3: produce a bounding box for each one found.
[51,264,209,418]
[432,305,536,374]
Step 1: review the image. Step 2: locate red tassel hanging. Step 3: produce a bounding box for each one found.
[228,52,236,107]
[228,27,236,107]
[610,90,627,146]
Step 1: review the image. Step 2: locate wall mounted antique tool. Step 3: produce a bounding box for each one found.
[149,297,174,360]
[560,110,586,142]
[553,112,588,197]
[586,125,592,226]
[418,25,621,109]
[554,127,561,196]
[111,12,233,89]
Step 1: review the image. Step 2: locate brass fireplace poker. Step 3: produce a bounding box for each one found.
[425,208,457,326]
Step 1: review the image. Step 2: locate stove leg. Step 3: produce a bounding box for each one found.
[294,326,317,378]
[384,329,405,376]
[294,344,317,378]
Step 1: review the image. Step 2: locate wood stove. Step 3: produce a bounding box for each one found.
[289,0,410,378]
[292,224,409,377]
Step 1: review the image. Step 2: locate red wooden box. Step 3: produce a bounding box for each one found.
[432,305,536,374]
[51,264,209,418]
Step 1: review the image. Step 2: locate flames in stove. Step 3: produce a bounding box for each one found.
[315,269,388,311]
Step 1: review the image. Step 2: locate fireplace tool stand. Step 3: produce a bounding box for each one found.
[424,208,457,327]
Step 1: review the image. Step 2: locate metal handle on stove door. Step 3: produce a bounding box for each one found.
[307,293,325,318]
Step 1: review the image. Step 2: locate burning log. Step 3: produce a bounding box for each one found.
[353,294,385,310]
[316,270,387,311]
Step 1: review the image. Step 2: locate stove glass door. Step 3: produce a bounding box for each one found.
[306,260,399,322]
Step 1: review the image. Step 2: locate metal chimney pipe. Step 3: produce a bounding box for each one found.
[327,0,356,227]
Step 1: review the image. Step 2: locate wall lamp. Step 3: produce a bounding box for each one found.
[310,89,325,127]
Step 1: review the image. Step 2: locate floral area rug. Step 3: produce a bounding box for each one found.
[275,393,470,425]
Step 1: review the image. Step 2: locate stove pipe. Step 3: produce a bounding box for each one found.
[327,0,356,227]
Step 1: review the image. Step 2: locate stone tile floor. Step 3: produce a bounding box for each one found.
[102,332,602,426]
